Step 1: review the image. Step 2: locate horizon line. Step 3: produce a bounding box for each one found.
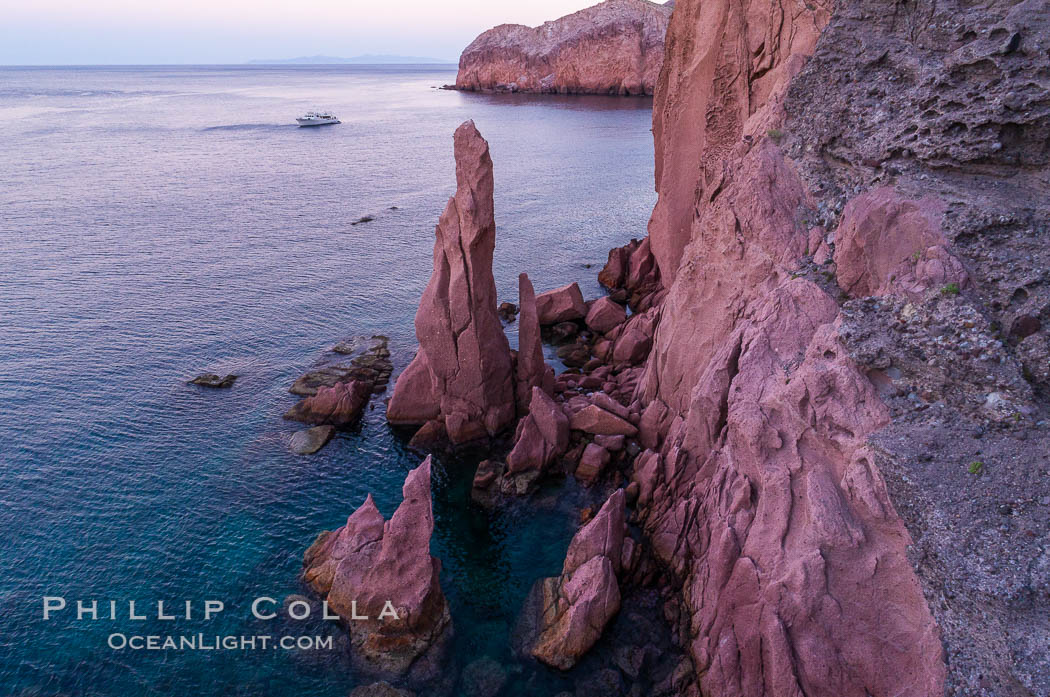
[0,61,460,67]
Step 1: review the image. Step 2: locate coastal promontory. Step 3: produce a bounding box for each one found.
[453,0,673,96]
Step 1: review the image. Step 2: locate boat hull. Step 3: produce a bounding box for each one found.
[296,118,340,127]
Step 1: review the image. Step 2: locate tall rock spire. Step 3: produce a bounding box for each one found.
[387,121,515,444]
[515,272,554,413]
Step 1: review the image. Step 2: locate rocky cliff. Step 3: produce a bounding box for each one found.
[371,0,1049,692]
[454,0,673,96]
[635,0,1050,695]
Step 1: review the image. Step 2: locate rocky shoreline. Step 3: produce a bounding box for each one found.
[452,0,672,96]
[292,0,1050,693]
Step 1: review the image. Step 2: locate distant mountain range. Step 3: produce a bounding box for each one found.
[247,54,455,65]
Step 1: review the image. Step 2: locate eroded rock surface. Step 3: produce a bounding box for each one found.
[527,489,627,669]
[628,0,967,695]
[455,0,672,96]
[516,273,555,413]
[283,380,371,426]
[834,187,968,299]
[303,458,451,680]
[386,121,515,444]
[507,387,571,479]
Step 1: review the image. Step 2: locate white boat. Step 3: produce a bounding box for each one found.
[296,111,340,127]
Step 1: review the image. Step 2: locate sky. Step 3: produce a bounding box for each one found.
[1,1,605,65]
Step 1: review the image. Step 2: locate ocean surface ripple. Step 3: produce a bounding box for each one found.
[0,64,656,696]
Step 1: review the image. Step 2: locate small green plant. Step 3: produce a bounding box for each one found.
[968,460,984,475]
[911,250,922,262]
[767,128,784,143]
[942,282,961,296]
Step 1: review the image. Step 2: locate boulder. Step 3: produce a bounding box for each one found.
[497,302,518,322]
[289,425,336,455]
[585,296,627,334]
[638,399,669,451]
[575,443,610,484]
[569,404,638,436]
[386,122,515,444]
[834,187,968,299]
[598,243,632,289]
[555,342,591,368]
[470,459,503,507]
[610,309,658,366]
[516,273,555,413]
[407,420,447,452]
[284,380,371,426]
[303,458,451,679]
[625,236,660,297]
[535,282,588,325]
[594,434,625,451]
[590,392,630,420]
[506,387,570,475]
[528,490,626,669]
[549,321,580,344]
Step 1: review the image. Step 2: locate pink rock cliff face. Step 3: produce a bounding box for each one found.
[302,457,451,678]
[646,0,828,286]
[386,121,515,444]
[631,0,947,695]
[455,0,673,96]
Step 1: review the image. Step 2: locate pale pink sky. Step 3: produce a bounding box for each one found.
[2,1,604,65]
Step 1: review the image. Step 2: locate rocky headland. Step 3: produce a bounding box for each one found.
[302,0,1050,693]
[453,0,673,96]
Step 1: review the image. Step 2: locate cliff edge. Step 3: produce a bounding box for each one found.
[636,0,1050,694]
[454,0,673,96]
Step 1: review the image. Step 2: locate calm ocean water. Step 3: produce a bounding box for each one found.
[0,65,656,696]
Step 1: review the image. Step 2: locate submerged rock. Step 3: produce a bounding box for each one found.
[189,373,238,388]
[289,425,335,455]
[348,683,415,697]
[460,656,508,697]
[470,459,504,507]
[386,121,515,444]
[303,457,451,680]
[283,380,370,426]
[497,302,518,322]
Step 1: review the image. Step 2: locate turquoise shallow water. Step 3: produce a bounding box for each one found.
[0,65,656,696]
